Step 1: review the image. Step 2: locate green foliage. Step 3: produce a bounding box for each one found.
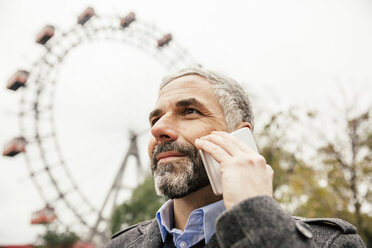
[257,109,372,246]
[110,176,166,234]
[38,229,79,248]
[256,110,323,211]
[315,110,372,246]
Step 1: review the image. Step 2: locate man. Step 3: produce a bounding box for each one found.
[106,67,365,247]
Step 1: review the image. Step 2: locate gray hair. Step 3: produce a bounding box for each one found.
[160,67,254,131]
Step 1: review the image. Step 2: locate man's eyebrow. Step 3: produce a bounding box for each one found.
[176,98,206,109]
[148,98,209,122]
[148,109,162,122]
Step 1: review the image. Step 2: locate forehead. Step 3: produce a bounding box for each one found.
[156,75,218,105]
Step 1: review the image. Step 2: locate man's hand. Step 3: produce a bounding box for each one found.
[195,131,273,210]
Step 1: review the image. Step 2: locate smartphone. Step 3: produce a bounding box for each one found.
[199,127,259,195]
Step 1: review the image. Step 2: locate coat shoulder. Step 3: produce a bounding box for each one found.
[106,219,154,248]
[294,216,356,234]
[293,217,365,247]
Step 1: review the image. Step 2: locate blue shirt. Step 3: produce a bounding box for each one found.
[156,200,225,248]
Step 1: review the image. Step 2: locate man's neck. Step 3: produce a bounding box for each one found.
[173,186,222,231]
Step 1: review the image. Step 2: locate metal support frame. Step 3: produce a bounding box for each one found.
[88,132,143,241]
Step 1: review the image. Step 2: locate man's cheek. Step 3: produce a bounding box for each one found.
[150,155,158,173]
[148,139,156,159]
[151,162,157,173]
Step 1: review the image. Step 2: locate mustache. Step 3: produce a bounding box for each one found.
[151,141,198,170]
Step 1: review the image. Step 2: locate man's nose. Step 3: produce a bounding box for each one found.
[151,115,178,143]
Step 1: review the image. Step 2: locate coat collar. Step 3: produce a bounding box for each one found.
[206,234,219,248]
[134,219,163,248]
[129,219,220,248]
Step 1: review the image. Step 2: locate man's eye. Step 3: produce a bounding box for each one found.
[184,108,201,115]
[151,118,159,126]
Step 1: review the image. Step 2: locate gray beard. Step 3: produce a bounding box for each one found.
[151,141,210,199]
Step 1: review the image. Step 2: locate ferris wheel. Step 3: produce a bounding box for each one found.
[3,7,197,245]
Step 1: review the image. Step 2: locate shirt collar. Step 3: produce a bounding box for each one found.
[156,199,174,242]
[155,199,225,243]
[202,200,225,242]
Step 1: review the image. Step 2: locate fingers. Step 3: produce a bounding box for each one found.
[196,130,261,165]
[199,131,256,158]
[199,132,241,156]
[195,138,230,163]
[211,131,257,154]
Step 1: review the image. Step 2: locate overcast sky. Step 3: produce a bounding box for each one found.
[0,0,372,245]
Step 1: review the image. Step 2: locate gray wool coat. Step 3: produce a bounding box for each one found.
[105,196,366,248]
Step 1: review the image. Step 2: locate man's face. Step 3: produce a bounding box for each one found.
[148,75,228,198]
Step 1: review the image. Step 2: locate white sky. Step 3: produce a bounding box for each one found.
[0,0,372,245]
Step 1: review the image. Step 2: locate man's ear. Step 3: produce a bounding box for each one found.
[235,122,253,132]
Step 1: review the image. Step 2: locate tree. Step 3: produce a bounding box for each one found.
[314,110,372,245]
[110,176,166,234]
[38,229,79,248]
[256,107,372,246]
[255,109,326,213]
